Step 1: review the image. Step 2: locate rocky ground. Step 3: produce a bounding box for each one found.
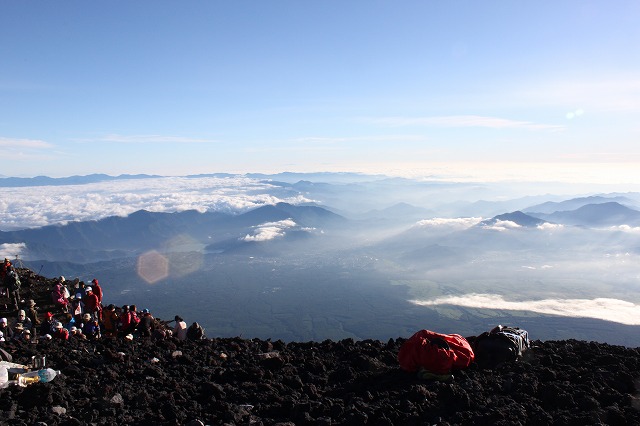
[1,268,639,425]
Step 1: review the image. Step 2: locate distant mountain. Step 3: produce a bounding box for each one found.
[0,203,345,262]
[530,202,640,227]
[479,211,548,228]
[524,195,635,215]
[0,173,161,187]
[357,202,435,222]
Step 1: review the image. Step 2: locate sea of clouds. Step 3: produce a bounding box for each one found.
[0,176,311,231]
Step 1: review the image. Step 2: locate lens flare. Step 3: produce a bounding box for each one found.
[137,250,169,284]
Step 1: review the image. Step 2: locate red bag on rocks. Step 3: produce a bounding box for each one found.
[398,330,475,374]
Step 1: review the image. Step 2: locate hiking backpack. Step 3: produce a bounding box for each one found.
[473,325,530,369]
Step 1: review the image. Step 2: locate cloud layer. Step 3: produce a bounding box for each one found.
[242,219,299,242]
[0,176,311,231]
[412,293,640,326]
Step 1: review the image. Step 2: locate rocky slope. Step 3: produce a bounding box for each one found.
[1,268,639,425]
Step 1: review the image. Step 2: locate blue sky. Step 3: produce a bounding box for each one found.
[1,1,639,183]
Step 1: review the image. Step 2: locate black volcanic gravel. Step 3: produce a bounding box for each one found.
[1,268,639,425]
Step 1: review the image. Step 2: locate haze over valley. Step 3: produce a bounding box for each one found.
[2,173,639,346]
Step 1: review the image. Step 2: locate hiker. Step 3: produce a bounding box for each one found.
[398,329,475,378]
[51,281,70,313]
[70,292,84,317]
[52,321,69,340]
[137,309,155,337]
[39,312,57,337]
[0,258,11,295]
[90,278,103,304]
[186,322,205,340]
[119,305,131,337]
[83,286,101,320]
[12,310,32,331]
[128,305,141,333]
[12,323,28,341]
[0,318,13,341]
[102,304,119,337]
[4,266,21,310]
[172,315,188,340]
[26,299,41,328]
[81,313,100,340]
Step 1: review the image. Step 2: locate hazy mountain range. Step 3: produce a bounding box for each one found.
[1,173,639,346]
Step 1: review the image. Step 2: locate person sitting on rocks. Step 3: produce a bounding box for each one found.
[52,321,69,340]
[51,281,70,313]
[128,305,141,333]
[138,308,155,338]
[26,300,41,328]
[39,312,57,337]
[12,323,28,341]
[102,304,119,338]
[0,318,13,341]
[70,292,84,317]
[172,315,188,341]
[81,313,101,340]
[186,322,206,340]
[69,326,84,339]
[83,286,101,320]
[118,305,131,337]
[12,310,33,331]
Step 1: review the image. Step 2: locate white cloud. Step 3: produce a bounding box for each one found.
[0,137,53,148]
[371,115,565,132]
[610,225,640,233]
[415,217,483,229]
[537,222,564,230]
[412,293,640,326]
[0,177,311,230]
[242,219,297,242]
[89,134,217,144]
[482,220,521,231]
[0,243,27,259]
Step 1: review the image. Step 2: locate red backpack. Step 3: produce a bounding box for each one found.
[398,329,475,375]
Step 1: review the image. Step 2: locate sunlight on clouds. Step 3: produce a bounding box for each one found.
[415,217,483,229]
[610,225,640,233]
[412,294,640,325]
[242,219,297,242]
[0,176,311,230]
[481,220,521,231]
[537,223,564,230]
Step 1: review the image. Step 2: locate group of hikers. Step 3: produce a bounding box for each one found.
[1,260,205,345]
[2,261,532,379]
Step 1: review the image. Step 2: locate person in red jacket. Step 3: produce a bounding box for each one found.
[90,278,103,304]
[83,286,101,320]
[52,321,69,340]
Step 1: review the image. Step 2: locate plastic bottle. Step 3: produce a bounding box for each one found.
[17,368,59,386]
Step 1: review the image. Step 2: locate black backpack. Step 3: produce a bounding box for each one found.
[473,325,529,369]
